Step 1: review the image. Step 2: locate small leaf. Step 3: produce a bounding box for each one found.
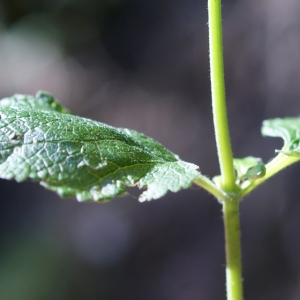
[0,92,200,202]
[233,156,266,188]
[262,118,300,157]
[213,156,266,190]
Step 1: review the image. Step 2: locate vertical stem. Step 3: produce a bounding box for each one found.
[223,199,243,300]
[208,0,243,300]
[208,0,236,192]
[208,2,243,299]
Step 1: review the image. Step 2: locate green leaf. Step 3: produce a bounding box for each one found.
[233,156,266,188]
[213,156,266,190]
[0,92,200,202]
[0,91,69,114]
[262,118,300,157]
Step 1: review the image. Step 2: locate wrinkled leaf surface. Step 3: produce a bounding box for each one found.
[0,92,200,202]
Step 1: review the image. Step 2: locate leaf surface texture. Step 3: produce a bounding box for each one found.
[0,92,200,201]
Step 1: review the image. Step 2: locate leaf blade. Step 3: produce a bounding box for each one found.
[0,92,201,202]
[262,118,300,157]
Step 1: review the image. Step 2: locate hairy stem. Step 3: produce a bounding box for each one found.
[208,0,236,192]
[223,199,243,300]
[208,1,243,300]
[193,175,230,202]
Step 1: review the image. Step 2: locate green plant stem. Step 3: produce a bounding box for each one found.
[208,0,236,192]
[223,198,243,300]
[193,175,230,202]
[208,1,243,300]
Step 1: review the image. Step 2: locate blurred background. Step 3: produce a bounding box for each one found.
[1,0,300,299]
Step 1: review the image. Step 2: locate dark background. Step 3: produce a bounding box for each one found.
[1,0,300,299]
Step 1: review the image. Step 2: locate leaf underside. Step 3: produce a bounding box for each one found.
[0,92,200,202]
[262,118,300,157]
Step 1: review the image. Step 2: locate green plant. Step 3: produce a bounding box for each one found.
[0,1,299,300]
